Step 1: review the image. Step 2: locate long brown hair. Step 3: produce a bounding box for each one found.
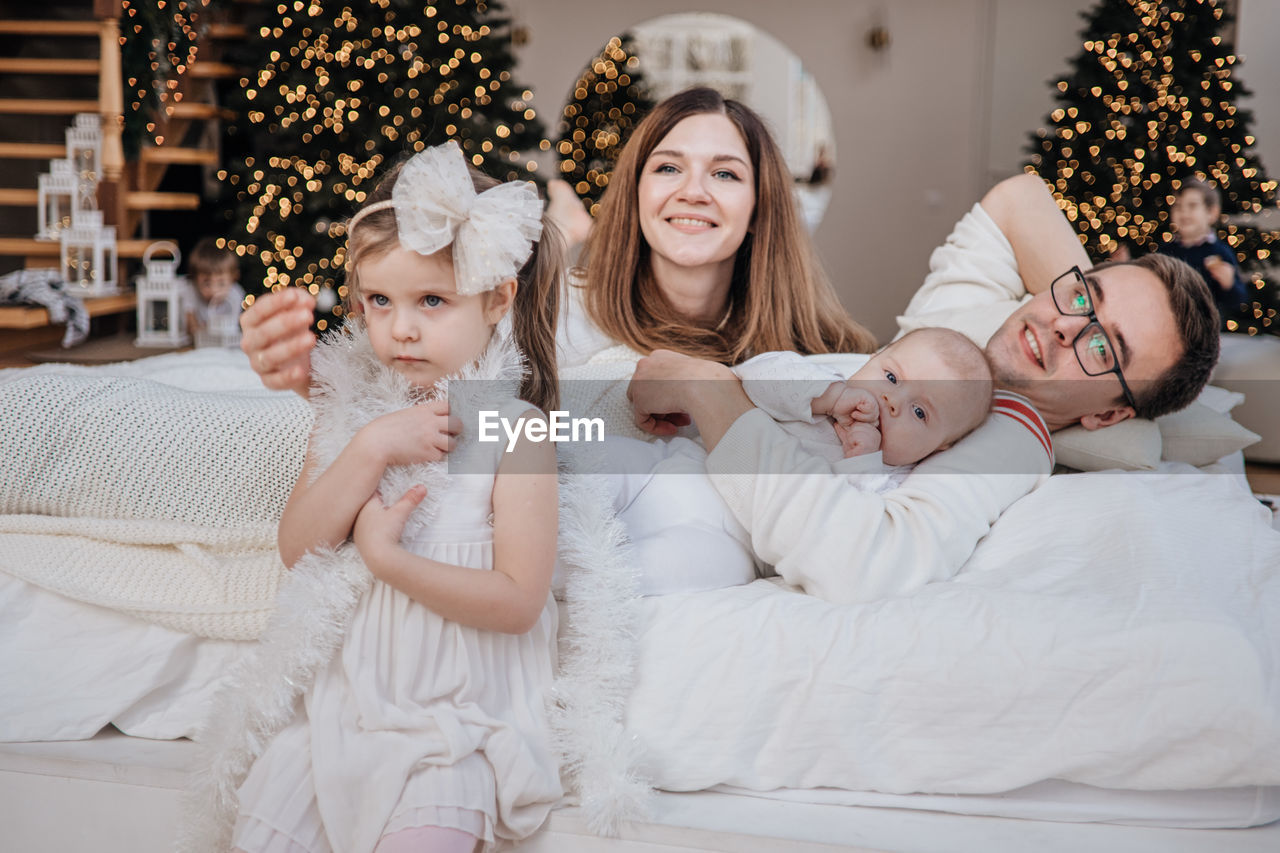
[579,87,876,364]
[344,155,563,411]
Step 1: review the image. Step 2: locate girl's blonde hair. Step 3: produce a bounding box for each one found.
[579,87,876,364]
[344,158,563,411]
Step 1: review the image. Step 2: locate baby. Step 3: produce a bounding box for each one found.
[611,327,995,595]
[747,326,994,473]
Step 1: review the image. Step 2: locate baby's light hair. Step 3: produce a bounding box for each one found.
[887,327,993,442]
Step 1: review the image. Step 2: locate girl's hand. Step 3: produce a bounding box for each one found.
[240,288,318,396]
[363,401,459,467]
[353,486,427,575]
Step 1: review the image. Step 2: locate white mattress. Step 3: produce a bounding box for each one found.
[717,781,1280,830]
[2,729,1278,853]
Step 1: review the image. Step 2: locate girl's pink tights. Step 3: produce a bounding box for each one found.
[374,825,481,853]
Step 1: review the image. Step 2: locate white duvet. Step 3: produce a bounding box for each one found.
[625,465,1280,795]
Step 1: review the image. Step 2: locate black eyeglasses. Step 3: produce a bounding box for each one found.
[1049,266,1138,410]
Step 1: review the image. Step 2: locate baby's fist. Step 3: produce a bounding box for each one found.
[829,383,879,428]
[834,419,881,459]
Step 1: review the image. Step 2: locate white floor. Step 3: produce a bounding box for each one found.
[3,730,1279,853]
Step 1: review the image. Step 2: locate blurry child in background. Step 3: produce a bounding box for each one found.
[186,237,246,348]
[1158,177,1248,329]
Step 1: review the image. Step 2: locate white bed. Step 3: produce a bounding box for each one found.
[2,347,1279,851]
[4,727,1280,853]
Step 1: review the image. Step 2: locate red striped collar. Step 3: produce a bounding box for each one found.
[992,391,1054,465]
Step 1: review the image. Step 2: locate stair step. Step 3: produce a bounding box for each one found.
[167,101,223,120]
[188,61,237,80]
[0,293,137,331]
[0,57,100,75]
[125,191,201,211]
[0,188,38,206]
[207,22,247,39]
[0,98,100,116]
[0,142,66,160]
[140,146,219,166]
[0,236,155,258]
[0,20,99,37]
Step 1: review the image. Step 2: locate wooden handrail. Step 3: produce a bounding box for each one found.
[97,2,124,183]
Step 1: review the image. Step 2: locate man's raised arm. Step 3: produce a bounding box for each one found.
[980,173,1092,294]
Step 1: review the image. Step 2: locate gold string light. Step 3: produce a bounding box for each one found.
[121,0,211,149]
[555,34,653,216]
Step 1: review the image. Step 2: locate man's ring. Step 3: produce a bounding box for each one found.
[256,353,267,370]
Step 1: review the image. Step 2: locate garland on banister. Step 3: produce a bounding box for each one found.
[119,0,222,159]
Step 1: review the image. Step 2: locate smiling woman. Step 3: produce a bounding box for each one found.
[635,112,756,323]
[574,87,876,366]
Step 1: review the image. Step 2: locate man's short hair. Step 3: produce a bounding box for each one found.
[1177,176,1222,212]
[1095,253,1219,419]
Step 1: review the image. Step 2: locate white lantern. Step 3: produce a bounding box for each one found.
[66,113,102,188]
[36,160,77,241]
[135,240,190,348]
[60,209,119,297]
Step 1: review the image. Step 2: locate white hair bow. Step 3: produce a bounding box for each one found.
[350,141,543,295]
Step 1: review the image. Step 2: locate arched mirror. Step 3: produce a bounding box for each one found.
[553,12,835,230]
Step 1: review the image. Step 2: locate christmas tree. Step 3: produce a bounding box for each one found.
[215,0,546,329]
[1027,0,1279,335]
[554,34,654,217]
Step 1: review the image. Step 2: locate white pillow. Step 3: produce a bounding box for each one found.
[1052,418,1161,471]
[1051,386,1256,471]
[1158,400,1261,466]
[0,373,311,526]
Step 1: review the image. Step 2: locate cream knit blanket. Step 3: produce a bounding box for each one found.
[0,339,651,641]
[0,353,310,640]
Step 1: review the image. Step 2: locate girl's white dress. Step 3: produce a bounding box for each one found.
[233,396,561,853]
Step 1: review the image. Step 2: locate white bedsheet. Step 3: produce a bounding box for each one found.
[625,464,1280,797]
[0,577,251,742]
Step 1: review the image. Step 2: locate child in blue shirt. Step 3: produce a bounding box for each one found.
[1158,177,1247,328]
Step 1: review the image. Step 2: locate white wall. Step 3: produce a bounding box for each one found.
[986,0,1095,186]
[1236,0,1280,223]
[506,0,1280,342]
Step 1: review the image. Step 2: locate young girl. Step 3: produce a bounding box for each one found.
[228,141,565,853]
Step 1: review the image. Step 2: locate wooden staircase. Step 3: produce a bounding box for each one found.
[0,1,243,353]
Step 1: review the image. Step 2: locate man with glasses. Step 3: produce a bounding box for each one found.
[903,172,1219,433]
[625,173,1220,604]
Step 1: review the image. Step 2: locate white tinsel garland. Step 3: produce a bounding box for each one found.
[550,442,652,836]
